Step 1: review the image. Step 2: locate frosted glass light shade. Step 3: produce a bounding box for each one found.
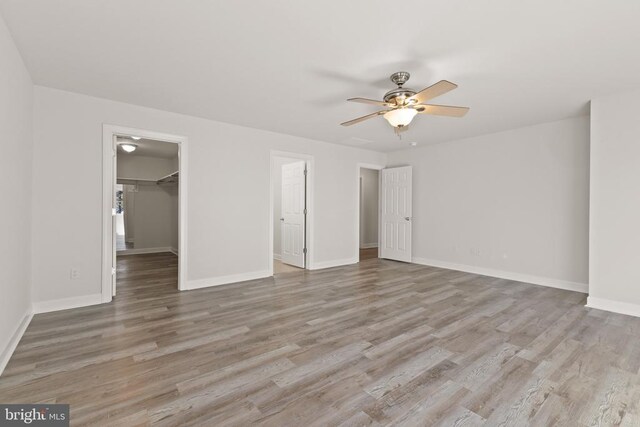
[383,108,418,127]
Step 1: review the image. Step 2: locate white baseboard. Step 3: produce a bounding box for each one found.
[32,293,104,314]
[170,247,179,256]
[0,310,33,376]
[117,247,174,256]
[309,257,358,270]
[185,270,272,290]
[273,253,282,261]
[360,243,379,249]
[411,257,588,294]
[586,296,640,318]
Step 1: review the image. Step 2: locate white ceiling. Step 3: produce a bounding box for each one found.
[2,0,640,152]
[116,137,178,159]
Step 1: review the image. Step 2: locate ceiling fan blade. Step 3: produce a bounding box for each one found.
[347,97,389,106]
[409,80,458,104]
[340,110,388,126]
[416,104,469,117]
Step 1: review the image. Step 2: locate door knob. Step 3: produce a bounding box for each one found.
[404,217,411,221]
[280,217,284,221]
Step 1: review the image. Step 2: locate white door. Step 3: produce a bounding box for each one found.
[380,166,412,262]
[281,161,306,268]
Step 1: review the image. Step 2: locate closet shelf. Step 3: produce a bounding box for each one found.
[156,171,179,184]
[117,177,157,184]
[117,170,179,185]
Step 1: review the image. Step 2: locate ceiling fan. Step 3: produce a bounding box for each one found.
[341,72,469,132]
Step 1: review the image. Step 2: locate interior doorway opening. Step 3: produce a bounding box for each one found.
[114,137,179,295]
[358,166,381,261]
[102,126,187,303]
[270,151,313,275]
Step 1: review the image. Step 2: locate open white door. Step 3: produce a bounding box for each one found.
[281,161,306,268]
[380,166,412,262]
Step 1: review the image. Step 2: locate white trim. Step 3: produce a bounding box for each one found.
[117,247,174,256]
[273,253,282,260]
[170,247,179,256]
[32,294,104,314]
[103,125,188,301]
[360,243,379,249]
[586,296,640,318]
[269,151,314,275]
[412,257,588,294]
[0,310,33,376]
[356,163,384,262]
[185,270,272,290]
[309,257,358,271]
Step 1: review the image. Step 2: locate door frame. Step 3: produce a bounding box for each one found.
[269,150,314,274]
[102,124,188,303]
[356,163,385,262]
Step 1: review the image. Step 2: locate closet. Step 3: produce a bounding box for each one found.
[115,138,179,255]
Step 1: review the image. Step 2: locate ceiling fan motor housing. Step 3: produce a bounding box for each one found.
[383,87,417,104]
[384,71,417,104]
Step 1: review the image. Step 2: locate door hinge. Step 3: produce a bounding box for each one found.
[112,267,116,275]
[303,208,307,215]
[303,248,307,254]
[303,168,307,176]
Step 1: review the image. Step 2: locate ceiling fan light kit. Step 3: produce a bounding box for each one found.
[341,71,469,134]
[383,108,417,128]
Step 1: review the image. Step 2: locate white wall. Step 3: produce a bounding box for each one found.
[118,155,177,181]
[122,183,177,251]
[272,156,300,258]
[123,185,135,242]
[360,168,379,248]
[589,89,640,315]
[31,86,386,302]
[387,116,590,291]
[117,154,178,251]
[0,13,33,371]
[170,183,179,251]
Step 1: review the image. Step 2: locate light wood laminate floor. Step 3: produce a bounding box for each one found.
[116,234,133,251]
[273,259,303,274]
[2,253,640,426]
[360,248,378,261]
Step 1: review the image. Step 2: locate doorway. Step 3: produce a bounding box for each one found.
[270,151,313,275]
[356,163,384,262]
[102,125,188,303]
[359,167,380,261]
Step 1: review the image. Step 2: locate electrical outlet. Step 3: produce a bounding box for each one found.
[70,268,80,279]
